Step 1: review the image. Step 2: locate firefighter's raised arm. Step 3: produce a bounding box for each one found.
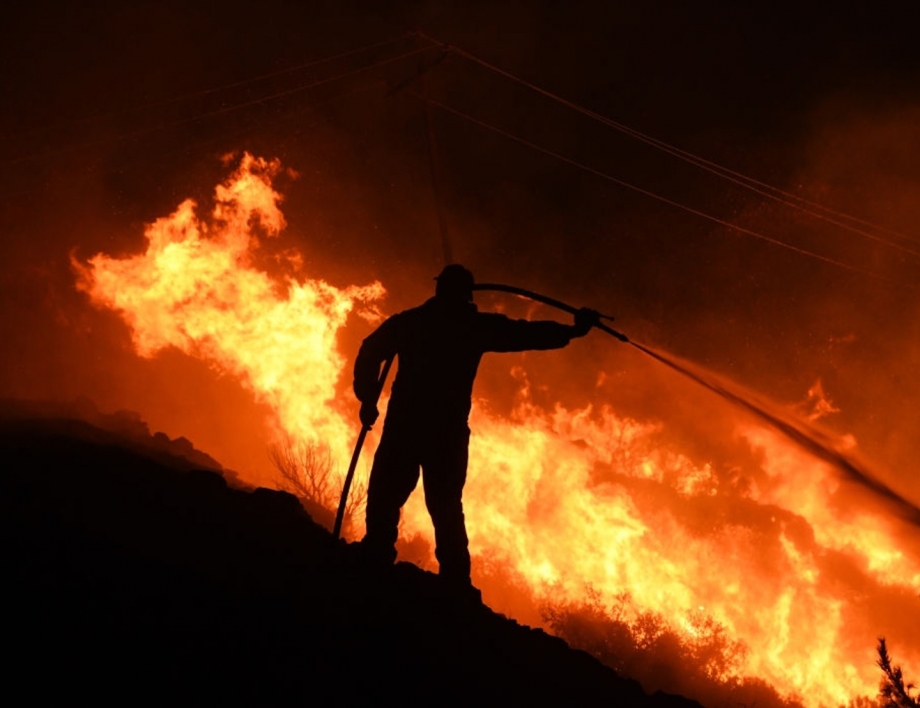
[480,307,600,353]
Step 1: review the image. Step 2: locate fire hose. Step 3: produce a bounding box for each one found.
[332,283,626,540]
[332,355,395,540]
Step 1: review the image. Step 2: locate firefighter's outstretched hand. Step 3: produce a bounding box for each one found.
[359,400,380,428]
[573,308,601,337]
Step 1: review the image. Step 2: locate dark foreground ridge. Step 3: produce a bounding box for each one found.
[2,408,701,707]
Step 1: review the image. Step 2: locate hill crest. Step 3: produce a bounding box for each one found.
[2,408,702,706]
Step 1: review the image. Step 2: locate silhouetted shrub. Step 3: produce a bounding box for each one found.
[269,438,366,535]
[878,638,919,708]
[542,588,804,708]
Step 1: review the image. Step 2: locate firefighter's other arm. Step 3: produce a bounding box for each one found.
[354,342,383,428]
[353,316,399,428]
[359,399,379,428]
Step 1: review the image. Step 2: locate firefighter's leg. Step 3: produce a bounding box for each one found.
[362,426,420,565]
[421,425,471,585]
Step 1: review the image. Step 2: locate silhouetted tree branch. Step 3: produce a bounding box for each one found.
[269,438,366,536]
[878,638,919,708]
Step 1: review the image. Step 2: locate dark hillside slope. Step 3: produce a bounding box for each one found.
[1,414,701,707]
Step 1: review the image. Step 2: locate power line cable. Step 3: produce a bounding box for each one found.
[0,76,385,200]
[412,91,912,288]
[1,43,439,168]
[0,33,419,144]
[564,110,920,257]
[436,34,909,234]
[417,32,920,254]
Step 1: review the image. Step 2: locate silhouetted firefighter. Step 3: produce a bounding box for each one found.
[353,264,599,597]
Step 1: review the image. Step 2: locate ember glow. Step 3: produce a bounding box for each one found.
[77,154,919,708]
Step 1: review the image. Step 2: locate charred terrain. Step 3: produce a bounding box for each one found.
[2,402,701,706]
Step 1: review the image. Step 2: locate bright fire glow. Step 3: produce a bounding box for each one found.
[75,153,383,453]
[77,154,919,708]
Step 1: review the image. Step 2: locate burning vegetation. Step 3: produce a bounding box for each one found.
[75,153,919,708]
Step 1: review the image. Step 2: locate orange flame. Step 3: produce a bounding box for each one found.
[77,154,919,708]
[75,153,383,459]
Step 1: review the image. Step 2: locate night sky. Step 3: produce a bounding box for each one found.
[2,1,919,503]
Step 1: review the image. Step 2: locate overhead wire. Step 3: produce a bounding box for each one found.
[417,32,920,255]
[0,32,419,145]
[563,113,920,257]
[411,90,912,288]
[591,120,920,247]
[571,115,920,255]
[1,41,440,168]
[0,74,390,204]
